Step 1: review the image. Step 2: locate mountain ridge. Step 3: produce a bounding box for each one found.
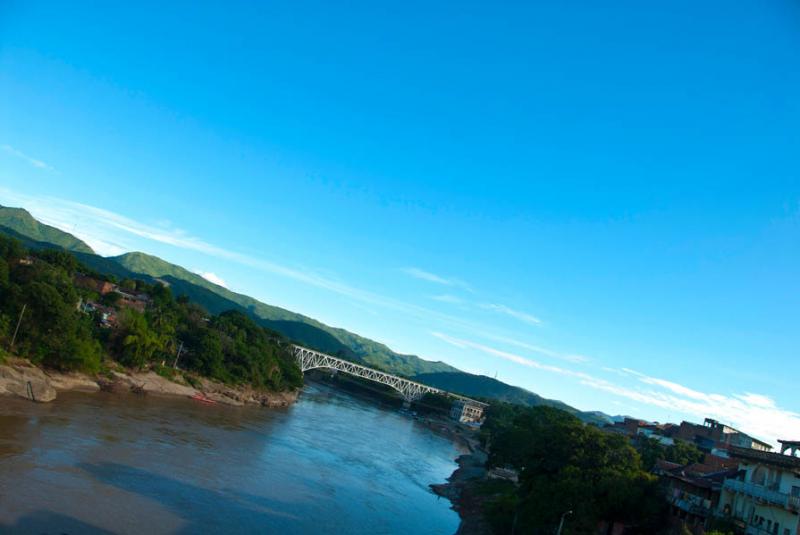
[0,204,614,424]
[0,205,94,254]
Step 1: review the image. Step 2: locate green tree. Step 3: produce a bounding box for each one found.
[0,234,25,261]
[115,310,163,369]
[0,257,9,289]
[636,436,703,471]
[482,405,668,534]
[33,249,80,274]
[101,291,122,307]
[414,392,452,415]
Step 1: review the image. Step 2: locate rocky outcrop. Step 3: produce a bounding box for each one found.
[195,376,298,407]
[45,370,101,393]
[1,358,299,408]
[119,371,197,398]
[0,362,58,402]
[431,451,492,535]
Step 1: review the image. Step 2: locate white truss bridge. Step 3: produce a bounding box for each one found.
[292,345,488,408]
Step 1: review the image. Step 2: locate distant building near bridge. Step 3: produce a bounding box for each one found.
[450,399,486,424]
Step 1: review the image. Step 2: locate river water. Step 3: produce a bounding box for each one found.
[0,383,462,534]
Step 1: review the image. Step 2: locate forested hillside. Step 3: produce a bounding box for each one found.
[0,206,94,254]
[0,234,302,391]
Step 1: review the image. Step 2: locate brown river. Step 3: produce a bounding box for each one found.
[0,382,463,534]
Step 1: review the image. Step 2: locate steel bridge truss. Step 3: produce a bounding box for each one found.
[292,345,487,407]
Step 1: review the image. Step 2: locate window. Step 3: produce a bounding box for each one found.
[791,485,800,498]
[752,466,768,486]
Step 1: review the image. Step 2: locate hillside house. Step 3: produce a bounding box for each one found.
[74,274,116,295]
[116,290,149,313]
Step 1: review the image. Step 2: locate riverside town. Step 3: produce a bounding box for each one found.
[1,2,798,534]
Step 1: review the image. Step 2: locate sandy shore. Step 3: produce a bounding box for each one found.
[0,358,298,407]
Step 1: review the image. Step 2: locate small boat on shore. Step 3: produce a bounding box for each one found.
[190,392,217,404]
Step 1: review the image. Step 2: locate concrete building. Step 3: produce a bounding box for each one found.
[450,399,486,424]
[716,444,800,535]
[673,418,772,453]
[663,466,738,533]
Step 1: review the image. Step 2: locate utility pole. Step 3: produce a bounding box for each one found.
[172,340,184,369]
[556,510,573,535]
[9,304,26,352]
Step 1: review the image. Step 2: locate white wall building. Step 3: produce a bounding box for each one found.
[716,445,800,535]
[450,399,486,424]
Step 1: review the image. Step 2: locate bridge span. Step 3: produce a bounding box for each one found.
[292,345,488,420]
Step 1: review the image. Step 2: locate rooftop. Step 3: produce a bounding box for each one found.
[729,446,800,470]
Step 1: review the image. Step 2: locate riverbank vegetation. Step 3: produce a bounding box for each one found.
[480,402,670,534]
[0,234,302,392]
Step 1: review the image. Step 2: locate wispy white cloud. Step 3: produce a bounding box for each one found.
[402,267,451,285]
[479,331,589,364]
[480,303,542,326]
[1,145,56,172]
[431,332,592,379]
[587,370,800,448]
[194,270,228,289]
[0,189,525,340]
[432,330,798,446]
[431,294,463,304]
[401,267,472,291]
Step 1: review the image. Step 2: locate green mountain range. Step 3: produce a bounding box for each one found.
[0,203,613,424]
[0,205,94,254]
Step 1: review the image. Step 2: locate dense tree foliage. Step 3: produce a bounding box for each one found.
[481,402,669,534]
[0,235,302,391]
[0,244,102,372]
[179,309,303,390]
[635,436,703,471]
[413,392,453,415]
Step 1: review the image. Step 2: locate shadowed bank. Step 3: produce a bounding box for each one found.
[76,462,300,534]
[0,511,114,535]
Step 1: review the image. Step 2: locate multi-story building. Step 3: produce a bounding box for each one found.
[449,399,486,424]
[716,444,800,535]
[673,418,772,453]
[663,465,738,533]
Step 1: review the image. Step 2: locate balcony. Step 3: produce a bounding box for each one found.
[723,479,800,512]
[669,489,712,516]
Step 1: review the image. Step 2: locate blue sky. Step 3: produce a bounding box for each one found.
[1,1,799,443]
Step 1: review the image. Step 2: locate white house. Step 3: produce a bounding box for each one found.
[716,443,800,535]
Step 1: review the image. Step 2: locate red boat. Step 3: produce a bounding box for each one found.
[190,392,216,404]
